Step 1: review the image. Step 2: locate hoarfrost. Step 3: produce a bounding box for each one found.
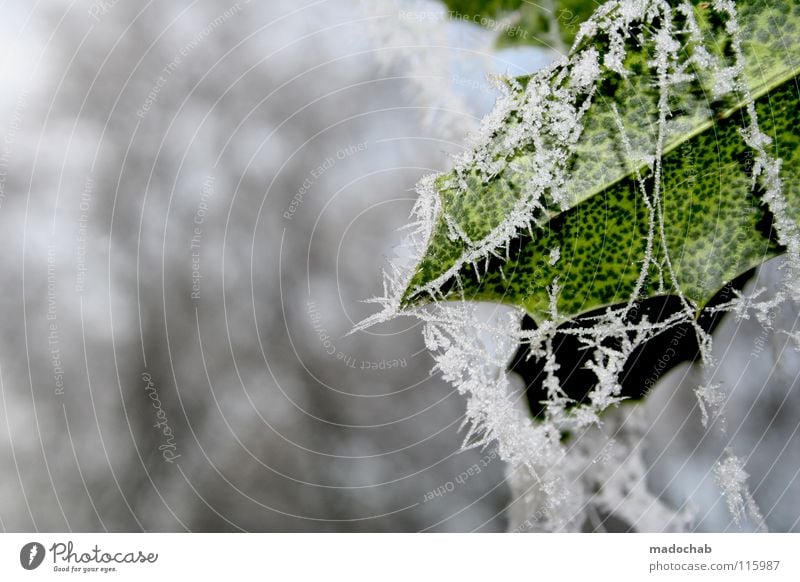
[714,454,766,530]
[359,0,794,531]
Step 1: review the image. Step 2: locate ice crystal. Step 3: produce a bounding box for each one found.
[547,246,560,266]
[714,454,766,530]
[709,287,784,327]
[695,382,725,428]
[359,0,794,531]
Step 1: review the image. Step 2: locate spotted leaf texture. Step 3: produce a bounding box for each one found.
[401,0,800,324]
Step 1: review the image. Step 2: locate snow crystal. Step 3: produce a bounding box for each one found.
[359,0,790,531]
[547,246,560,266]
[714,454,766,530]
[695,382,725,428]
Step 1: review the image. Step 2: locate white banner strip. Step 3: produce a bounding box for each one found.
[1,533,798,581]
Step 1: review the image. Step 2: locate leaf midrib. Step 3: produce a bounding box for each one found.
[541,65,800,224]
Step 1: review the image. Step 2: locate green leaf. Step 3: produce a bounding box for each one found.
[442,0,601,50]
[401,0,800,324]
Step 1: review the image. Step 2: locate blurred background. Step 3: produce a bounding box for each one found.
[0,0,797,532]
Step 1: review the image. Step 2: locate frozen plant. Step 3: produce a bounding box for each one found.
[359,0,800,531]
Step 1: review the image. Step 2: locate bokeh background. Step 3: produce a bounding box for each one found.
[0,0,798,532]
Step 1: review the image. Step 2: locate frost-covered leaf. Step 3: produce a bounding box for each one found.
[401,0,800,324]
[358,0,798,532]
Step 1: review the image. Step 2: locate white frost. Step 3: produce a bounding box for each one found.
[360,0,792,531]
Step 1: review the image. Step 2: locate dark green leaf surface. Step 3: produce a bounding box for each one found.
[402,0,800,324]
[447,81,799,320]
